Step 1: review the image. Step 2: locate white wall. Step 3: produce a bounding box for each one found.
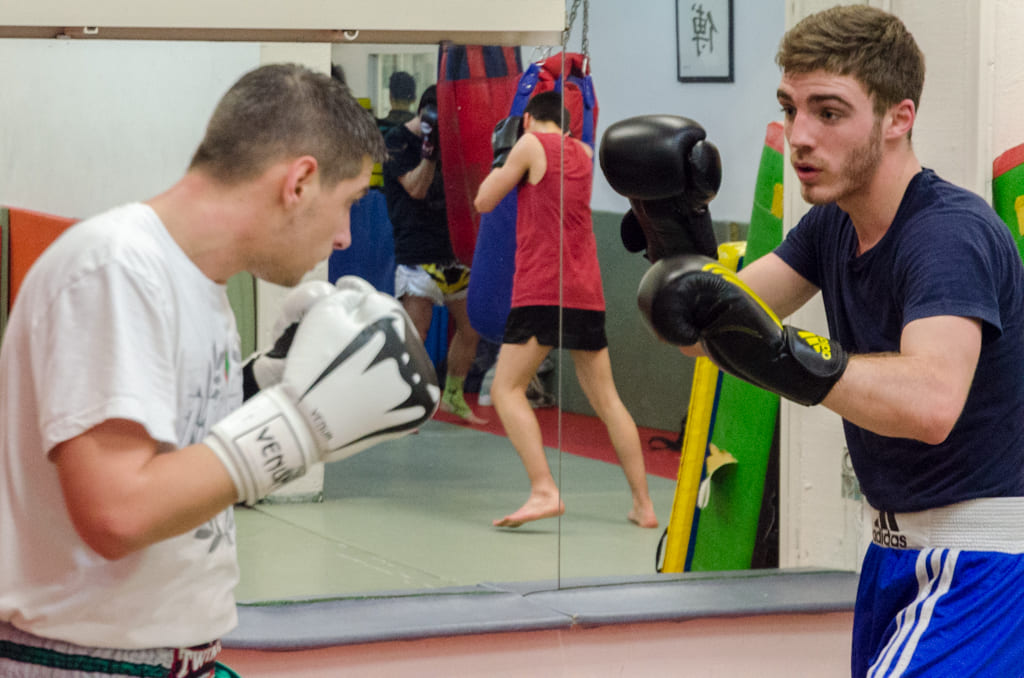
[569,1,787,223]
[992,0,1024,165]
[0,40,259,218]
[899,0,987,194]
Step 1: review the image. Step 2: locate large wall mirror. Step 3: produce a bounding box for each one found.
[3,0,840,641]
[0,33,671,604]
[225,2,795,606]
[232,37,688,603]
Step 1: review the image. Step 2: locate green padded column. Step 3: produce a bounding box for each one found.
[993,143,1024,262]
[688,122,785,572]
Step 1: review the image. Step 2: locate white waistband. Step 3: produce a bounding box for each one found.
[869,497,1024,552]
[0,621,220,677]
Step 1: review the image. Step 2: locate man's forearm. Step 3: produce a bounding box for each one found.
[822,352,966,444]
[399,159,436,200]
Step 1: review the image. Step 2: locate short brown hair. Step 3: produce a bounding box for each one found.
[189,63,385,185]
[776,5,925,118]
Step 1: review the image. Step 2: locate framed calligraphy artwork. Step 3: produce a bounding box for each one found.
[676,0,734,83]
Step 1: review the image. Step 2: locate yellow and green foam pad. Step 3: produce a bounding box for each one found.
[993,143,1024,261]
[660,121,785,573]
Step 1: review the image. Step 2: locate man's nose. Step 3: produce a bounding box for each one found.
[786,111,814,151]
[333,221,352,251]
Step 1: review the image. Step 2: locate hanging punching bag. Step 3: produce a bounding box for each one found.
[467,53,599,344]
[436,45,523,266]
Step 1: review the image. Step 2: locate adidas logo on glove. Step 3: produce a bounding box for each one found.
[796,330,835,361]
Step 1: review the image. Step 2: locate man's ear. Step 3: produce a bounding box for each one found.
[886,99,916,140]
[282,156,319,207]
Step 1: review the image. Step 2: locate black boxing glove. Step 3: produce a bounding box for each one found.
[620,195,719,262]
[600,115,722,261]
[491,115,524,169]
[420,103,439,161]
[638,254,848,406]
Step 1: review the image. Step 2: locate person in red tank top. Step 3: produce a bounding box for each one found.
[474,92,658,529]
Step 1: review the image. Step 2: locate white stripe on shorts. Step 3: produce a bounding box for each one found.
[867,548,959,678]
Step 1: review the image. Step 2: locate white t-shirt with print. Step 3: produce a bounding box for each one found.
[0,203,243,649]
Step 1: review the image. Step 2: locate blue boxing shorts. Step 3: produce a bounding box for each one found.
[853,498,1024,677]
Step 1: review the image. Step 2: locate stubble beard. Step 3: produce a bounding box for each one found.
[801,118,884,206]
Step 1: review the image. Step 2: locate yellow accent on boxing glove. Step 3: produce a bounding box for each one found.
[639,254,847,406]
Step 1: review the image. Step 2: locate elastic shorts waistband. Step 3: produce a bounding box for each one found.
[0,621,220,677]
[870,497,1024,552]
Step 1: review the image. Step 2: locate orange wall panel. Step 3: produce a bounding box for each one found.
[7,207,77,306]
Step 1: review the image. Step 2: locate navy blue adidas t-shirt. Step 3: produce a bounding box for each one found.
[775,169,1024,512]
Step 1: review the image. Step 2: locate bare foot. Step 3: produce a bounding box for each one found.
[628,503,659,529]
[440,397,489,425]
[493,495,566,528]
[459,408,489,425]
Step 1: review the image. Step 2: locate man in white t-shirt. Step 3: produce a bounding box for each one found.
[0,63,440,677]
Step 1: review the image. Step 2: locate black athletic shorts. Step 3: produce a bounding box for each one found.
[503,305,608,351]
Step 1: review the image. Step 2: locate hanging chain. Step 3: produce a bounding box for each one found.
[581,0,589,58]
[562,0,578,47]
[562,0,590,57]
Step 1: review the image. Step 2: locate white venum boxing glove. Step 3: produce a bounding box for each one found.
[207,276,440,504]
[242,280,336,399]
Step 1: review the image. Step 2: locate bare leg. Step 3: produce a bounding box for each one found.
[440,298,487,424]
[401,294,435,341]
[490,338,565,527]
[444,298,478,378]
[571,348,658,528]
[398,294,436,434]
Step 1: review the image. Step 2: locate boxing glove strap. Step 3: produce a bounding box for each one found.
[703,325,848,407]
[780,325,849,405]
[205,385,317,505]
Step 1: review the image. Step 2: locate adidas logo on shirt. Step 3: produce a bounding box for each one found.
[873,511,908,548]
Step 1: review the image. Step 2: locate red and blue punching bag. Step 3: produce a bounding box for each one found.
[466,53,599,343]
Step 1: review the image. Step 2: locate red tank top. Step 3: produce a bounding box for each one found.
[512,132,605,310]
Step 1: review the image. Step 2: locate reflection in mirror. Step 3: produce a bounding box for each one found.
[367,52,437,121]
[0,2,791,618]
[232,40,683,604]
[235,41,571,602]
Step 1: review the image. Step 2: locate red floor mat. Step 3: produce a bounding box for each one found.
[434,393,682,480]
